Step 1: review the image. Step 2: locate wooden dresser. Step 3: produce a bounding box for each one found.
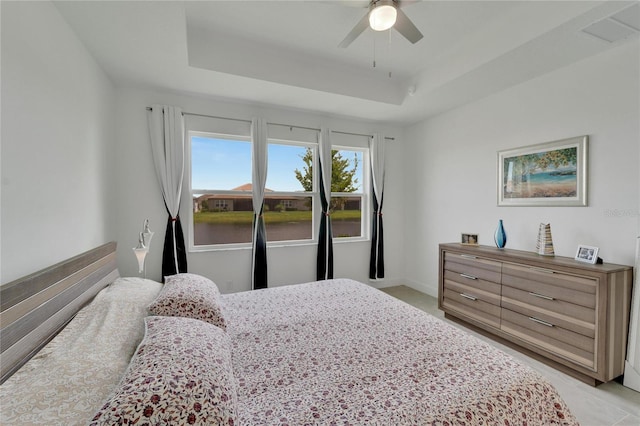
[438,243,634,385]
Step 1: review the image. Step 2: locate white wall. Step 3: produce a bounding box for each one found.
[114,88,404,293]
[1,1,116,284]
[404,41,640,297]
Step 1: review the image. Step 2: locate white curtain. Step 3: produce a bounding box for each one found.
[147,105,187,277]
[251,118,268,289]
[369,133,385,279]
[317,127,333,280]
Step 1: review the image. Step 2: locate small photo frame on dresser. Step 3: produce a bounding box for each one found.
[461,233,479,245]
[575,245,599,264]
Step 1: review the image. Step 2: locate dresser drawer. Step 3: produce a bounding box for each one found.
[444,252,501,283]
[442,288,501,329]
[443,269,501,297]
[502,263,597,309]
[443,277,501,306]
[501,308,595,370]
[501,286,595,335]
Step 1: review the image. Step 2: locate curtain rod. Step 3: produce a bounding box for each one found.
[146,107,251,124]
[146,107,395,141]
[269,122,395,141]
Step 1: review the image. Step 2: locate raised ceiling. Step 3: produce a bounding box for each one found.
[53,1,639,125]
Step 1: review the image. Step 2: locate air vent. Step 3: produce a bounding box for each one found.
[581,3,639,43]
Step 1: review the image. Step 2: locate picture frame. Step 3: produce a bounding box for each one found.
[461,233,479,245]
[498,136,588,207]
[575,245,599,264]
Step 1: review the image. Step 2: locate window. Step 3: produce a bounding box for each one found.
[330,148,366,239]
[214,200,228,210]
[189,129,369,250]
[265,140,316,243]
[190,133,253,247]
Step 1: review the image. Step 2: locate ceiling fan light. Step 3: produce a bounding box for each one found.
[369,4,397,31]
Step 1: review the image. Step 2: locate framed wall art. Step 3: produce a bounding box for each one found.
[498,135,588,206]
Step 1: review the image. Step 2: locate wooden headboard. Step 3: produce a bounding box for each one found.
[0,242,119,383]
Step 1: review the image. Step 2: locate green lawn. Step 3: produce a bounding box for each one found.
[194,210,360,224]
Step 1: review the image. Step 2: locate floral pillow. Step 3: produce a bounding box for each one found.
[89,316,237,425]
[148,273,226,330]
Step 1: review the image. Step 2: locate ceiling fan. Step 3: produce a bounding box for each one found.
[339,0,424,48]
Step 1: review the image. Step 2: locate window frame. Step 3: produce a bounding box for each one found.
[263,138,318,247]
[329,145,370,243]
[188,131,254,252]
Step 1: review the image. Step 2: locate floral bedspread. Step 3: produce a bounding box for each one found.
[223,279,578,425]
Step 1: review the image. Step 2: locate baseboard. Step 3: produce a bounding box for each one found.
[367,277,438,298]
[367,277,403,289]
[403,278,438,298]
[623,361,640,392]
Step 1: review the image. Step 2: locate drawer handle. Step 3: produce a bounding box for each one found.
[528,292,555,301]
[529,317,554,327]
[460,273,477,280]
[459,293,478,301]
[460,254,477,259]
[530,267,555,274]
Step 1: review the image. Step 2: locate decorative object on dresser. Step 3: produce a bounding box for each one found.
[438,242,633,386]
[535,223,555,256]
[498,135,588,207]
[494,219,507,248]
[575,244,599,264]
[461,233,479,245]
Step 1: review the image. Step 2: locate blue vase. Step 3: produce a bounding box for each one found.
[494,219,507,249]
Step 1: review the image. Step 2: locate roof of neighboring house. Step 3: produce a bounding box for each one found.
[232,183,274,192]
[232,183,253,191]
[194,183,277,202]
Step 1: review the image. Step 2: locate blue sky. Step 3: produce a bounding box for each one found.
[191,136,362,192]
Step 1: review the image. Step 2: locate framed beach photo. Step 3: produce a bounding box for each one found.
[575,245,599,264]
[498,136,588,206]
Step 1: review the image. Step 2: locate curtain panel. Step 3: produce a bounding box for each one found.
[369,133,385,279]
[317,127,334,280]
[251,118,268,289]
[147,105,188,278]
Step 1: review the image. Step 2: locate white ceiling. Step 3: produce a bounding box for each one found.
[53,0,640,125]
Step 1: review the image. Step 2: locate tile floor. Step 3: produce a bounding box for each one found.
[380,285,640,426]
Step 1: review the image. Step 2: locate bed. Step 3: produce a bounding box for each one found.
[0,243,578,425]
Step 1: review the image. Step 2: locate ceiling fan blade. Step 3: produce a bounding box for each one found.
[332,0,370,8]
[394,8,423,44]
[338,13,370,48]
